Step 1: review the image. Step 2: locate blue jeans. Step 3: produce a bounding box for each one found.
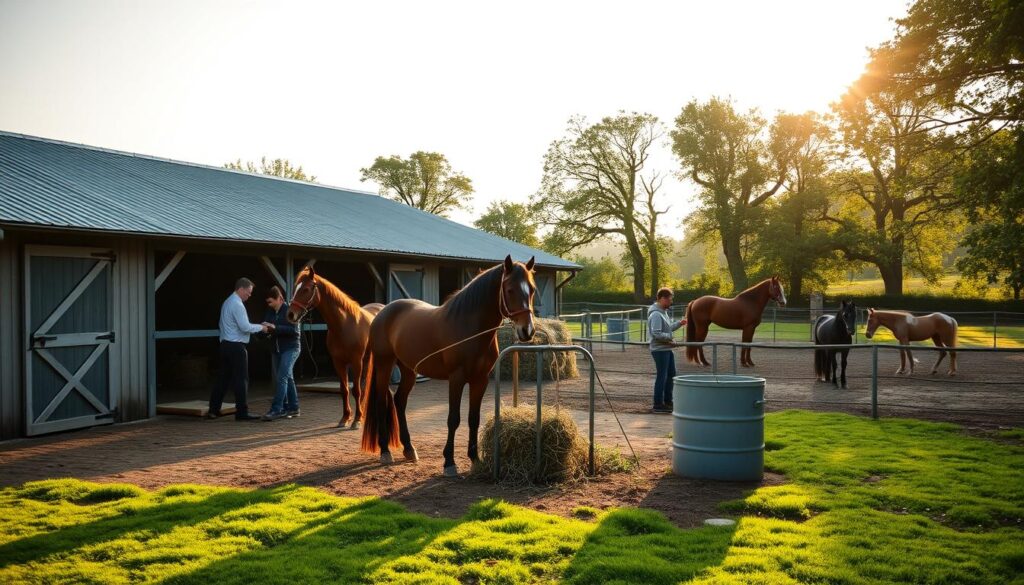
[270,349,300,413]
[651,350,676,407]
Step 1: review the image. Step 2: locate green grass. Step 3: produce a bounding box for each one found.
[2,411,1022,583]
[563,318,1024,348]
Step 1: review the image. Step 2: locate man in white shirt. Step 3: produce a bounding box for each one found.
[208,277,269,420]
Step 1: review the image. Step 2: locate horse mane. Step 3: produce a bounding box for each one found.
[442,264,503,320]
[299,267,361,315]
[736,278,772,300]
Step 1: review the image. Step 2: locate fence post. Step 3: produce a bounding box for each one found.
[712,344,718,374]
[871,345,879,420]
[993,312,998,349]
[589,355,596,475]
[731,344,738,374]
[535,349,544,474]
[773,307,777,343]
[493,355,502,481]
[512,352,519,407]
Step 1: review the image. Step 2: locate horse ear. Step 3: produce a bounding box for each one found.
[503,255,514,274]
[868,308,875,314]
[525,256,535,271]
[304,262,316,277]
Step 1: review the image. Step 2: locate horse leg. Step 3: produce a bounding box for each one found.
[393,362,418,462]
[948,339,958,376]
[347,356,365,429]
[466,377,488,463]
[906,345,916,374]
[896,346,906,375]
[830,350,839,387]
[333,357,352,427]
[840,350,849,389]
[695,324,711,367]
[741,327,755,367]
[930,335,946,375]
[443,374,466,477]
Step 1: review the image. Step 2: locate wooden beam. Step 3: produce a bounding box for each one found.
[390,271,412,299]
[260,256,287,291]
[154,250,185,292]
[367,262,385,288]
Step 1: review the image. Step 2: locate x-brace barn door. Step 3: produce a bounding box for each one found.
[24,246,118,435]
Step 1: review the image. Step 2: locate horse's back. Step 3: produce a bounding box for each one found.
[813,315,833,343]
[362,303,385,318]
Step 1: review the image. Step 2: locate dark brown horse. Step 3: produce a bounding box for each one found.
[287,265,383,428]
[685,276,787,367]
[361,255,537,476]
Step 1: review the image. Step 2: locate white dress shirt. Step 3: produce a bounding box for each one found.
[219,292,263,343]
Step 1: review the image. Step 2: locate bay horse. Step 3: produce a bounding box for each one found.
[864,309,958,376]
[814,300,857,388]
[685,276,787,367]
[361,255,537,477]
[287,264,384,428]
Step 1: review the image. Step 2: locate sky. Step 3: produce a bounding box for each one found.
[0,0,909,232]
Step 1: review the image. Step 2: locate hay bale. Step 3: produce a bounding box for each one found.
[476,405,588,485]
[496,318,579,381]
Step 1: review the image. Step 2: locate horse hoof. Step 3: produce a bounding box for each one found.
[380,452,394,464]
[404,448,419,462]
[841,384,848,390]
[948,371,957,377]
[349,420,361,431]
[443,465,458,477]
[336,419,348,428]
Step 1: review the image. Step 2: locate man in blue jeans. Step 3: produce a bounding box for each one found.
[648,287,686,413]
[261,285,301,421]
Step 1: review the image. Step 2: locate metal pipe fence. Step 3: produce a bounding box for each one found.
[557,305,1024,349]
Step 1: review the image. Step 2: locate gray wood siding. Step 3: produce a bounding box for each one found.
[0,235,23,439]
[111,239,150,422]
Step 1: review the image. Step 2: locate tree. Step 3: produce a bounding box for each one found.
[565,255,628,292]
[360,152,473,217]
[954,129,1024,299]
[755,113,843,300]
[224,157,316,182]
[473,200,540,247]
[533,112,667,302]
[671,98,797,292]
[828,62,963,295]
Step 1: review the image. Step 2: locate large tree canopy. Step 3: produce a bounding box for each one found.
[224,157,316,182]
[473,200,540,248]
[360,152,473,217]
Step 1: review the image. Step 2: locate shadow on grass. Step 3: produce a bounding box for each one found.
[562,507,736,585]
[0,485,292,568]
[162,497,454,585]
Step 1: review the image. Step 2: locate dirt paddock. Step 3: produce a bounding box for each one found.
[0,343,1020,528]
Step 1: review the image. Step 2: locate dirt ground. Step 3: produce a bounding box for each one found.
[1,344,1019,528]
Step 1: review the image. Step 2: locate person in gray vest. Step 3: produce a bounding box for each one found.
[648,287,686,413]
[208,277,269,421]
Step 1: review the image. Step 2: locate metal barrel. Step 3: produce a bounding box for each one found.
[605,317,629,342]
[671,374,765,481]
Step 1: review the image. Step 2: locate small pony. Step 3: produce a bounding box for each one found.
[814,300,856,388]
[864,309,958,376]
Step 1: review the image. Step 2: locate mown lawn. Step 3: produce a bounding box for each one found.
[1,411,1022,584]
[563,319,1024,348]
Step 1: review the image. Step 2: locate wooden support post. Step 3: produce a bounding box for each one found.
[512,352,520,407]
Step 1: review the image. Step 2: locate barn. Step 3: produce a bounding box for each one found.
[0,131,579,439]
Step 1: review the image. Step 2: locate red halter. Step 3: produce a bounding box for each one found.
[289,279,320,321]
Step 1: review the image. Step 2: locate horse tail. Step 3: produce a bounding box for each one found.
[685,303,698,364]
[360,358,401,455]
[358,350,373,422]
[814,349,825,378]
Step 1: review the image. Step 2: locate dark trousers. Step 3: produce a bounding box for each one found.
[651,350,676,406]
[209,341,249,417]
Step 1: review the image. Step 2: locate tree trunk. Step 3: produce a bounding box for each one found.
[1013,284,1021,301]
[878,260,903,296]
[721,229,748,293]
[788,270,803,302]
[648,242,660,299]
[624,232,647,303]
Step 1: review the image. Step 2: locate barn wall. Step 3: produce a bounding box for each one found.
[110,238,151,422]
[0,233,24,439]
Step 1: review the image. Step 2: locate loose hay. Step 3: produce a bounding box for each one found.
[496,318,579,381]
[475,405,633,486]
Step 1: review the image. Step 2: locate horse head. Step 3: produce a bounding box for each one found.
[287,264,320,324]
[864,308,879,339]
[501,255,537,342]
[838,300,857,336]
[769,276,787,307]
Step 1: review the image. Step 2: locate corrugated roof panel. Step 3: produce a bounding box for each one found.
[0,132,579,269]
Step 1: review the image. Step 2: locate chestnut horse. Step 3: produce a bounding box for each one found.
[685,276,787,367]
[864,309,958,376]
[287,265,384,428]
[362,255,537,476]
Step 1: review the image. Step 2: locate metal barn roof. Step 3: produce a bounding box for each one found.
[0,132,578,270]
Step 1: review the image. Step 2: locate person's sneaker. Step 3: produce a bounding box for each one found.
[206,411,221,419]
[261,411,287,421]
[285,409,300,418]
[664,401,674,410]
[652,404,672,414]
[235,413,261,421]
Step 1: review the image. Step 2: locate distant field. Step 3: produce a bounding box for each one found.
[826,275,1009,299]
[563,319,1024,348]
